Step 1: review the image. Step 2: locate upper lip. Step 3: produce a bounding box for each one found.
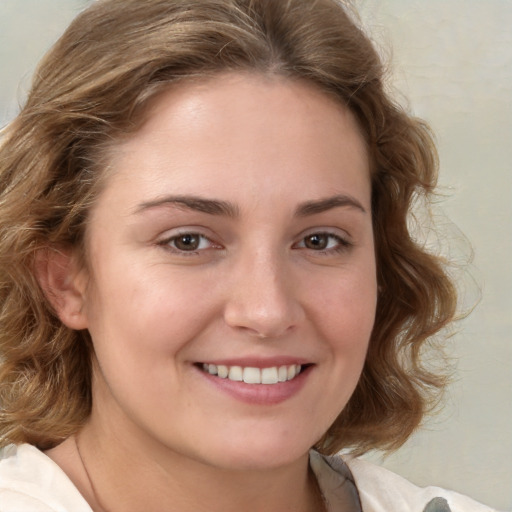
[196,357,312,368]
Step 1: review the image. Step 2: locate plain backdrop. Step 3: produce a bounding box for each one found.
[1,1,511,510]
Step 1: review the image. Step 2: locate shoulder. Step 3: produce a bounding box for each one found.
[0,443,91,512]
[343,455,498,512]
[311,450,498,512]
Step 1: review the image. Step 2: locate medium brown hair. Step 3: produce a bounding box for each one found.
[0,0,456,453]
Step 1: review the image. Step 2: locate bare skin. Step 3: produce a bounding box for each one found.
[47,431,325,512]
[43,72,375,512]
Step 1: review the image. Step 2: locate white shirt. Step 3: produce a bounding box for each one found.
[311,452,499,512]
[0,444,90,511]
[0,443,498,511]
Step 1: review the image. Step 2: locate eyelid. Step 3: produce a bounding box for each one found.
[296,225,352,241]
[156,227,222,254]
[293,228,352,252]
[155,226,352,255]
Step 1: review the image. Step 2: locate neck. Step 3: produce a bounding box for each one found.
[71,418,324,512]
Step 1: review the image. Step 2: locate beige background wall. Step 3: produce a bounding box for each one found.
[356,3,512,510]
[1,1,510,510]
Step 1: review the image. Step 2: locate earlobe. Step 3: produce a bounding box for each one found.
[35,247,89,330]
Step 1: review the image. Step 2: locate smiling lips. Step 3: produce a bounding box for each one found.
[201,363,302,384]
[197,360,312,404]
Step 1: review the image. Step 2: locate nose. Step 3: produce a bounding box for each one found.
[223,249,304,339]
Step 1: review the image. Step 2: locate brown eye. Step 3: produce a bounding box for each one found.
[304,233,330,250]
[172,234,201,251]
[296,232,350,254]
[159,232,218,255]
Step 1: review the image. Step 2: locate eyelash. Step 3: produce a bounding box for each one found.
[158,232,216,255]
[158,231,352,256]
[294,232,351,254]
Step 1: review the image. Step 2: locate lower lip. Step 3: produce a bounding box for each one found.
[196,365,313,405]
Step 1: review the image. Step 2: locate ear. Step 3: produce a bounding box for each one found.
[35,247,89,330]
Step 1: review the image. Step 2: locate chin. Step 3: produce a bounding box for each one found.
[192,433,319,472]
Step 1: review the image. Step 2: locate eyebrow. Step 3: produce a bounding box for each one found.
[135,193,366,217]
[295,194,367,216]
[135,195,239,217]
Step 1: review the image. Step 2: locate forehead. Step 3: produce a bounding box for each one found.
[99,72,370,211]
[133,72,366,152]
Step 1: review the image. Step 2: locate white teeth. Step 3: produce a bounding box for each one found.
[228,366,243,381]
[201,363,303,384]
[261,367,279,384]
[217,365,229,378]
[243,367,261,384]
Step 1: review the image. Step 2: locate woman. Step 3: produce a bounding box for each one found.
[0,0,496,511]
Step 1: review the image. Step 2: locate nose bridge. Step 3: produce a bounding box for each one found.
[223,242,303,338]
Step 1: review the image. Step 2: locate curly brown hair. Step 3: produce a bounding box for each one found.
[0,0,456,453]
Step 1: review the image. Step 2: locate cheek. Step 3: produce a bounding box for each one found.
[306,264,377,405]
[301,269,376,435]
[83,260,222,362]
[309,263,377,344]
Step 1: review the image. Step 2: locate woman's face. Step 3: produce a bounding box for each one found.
[76,73,377,469]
